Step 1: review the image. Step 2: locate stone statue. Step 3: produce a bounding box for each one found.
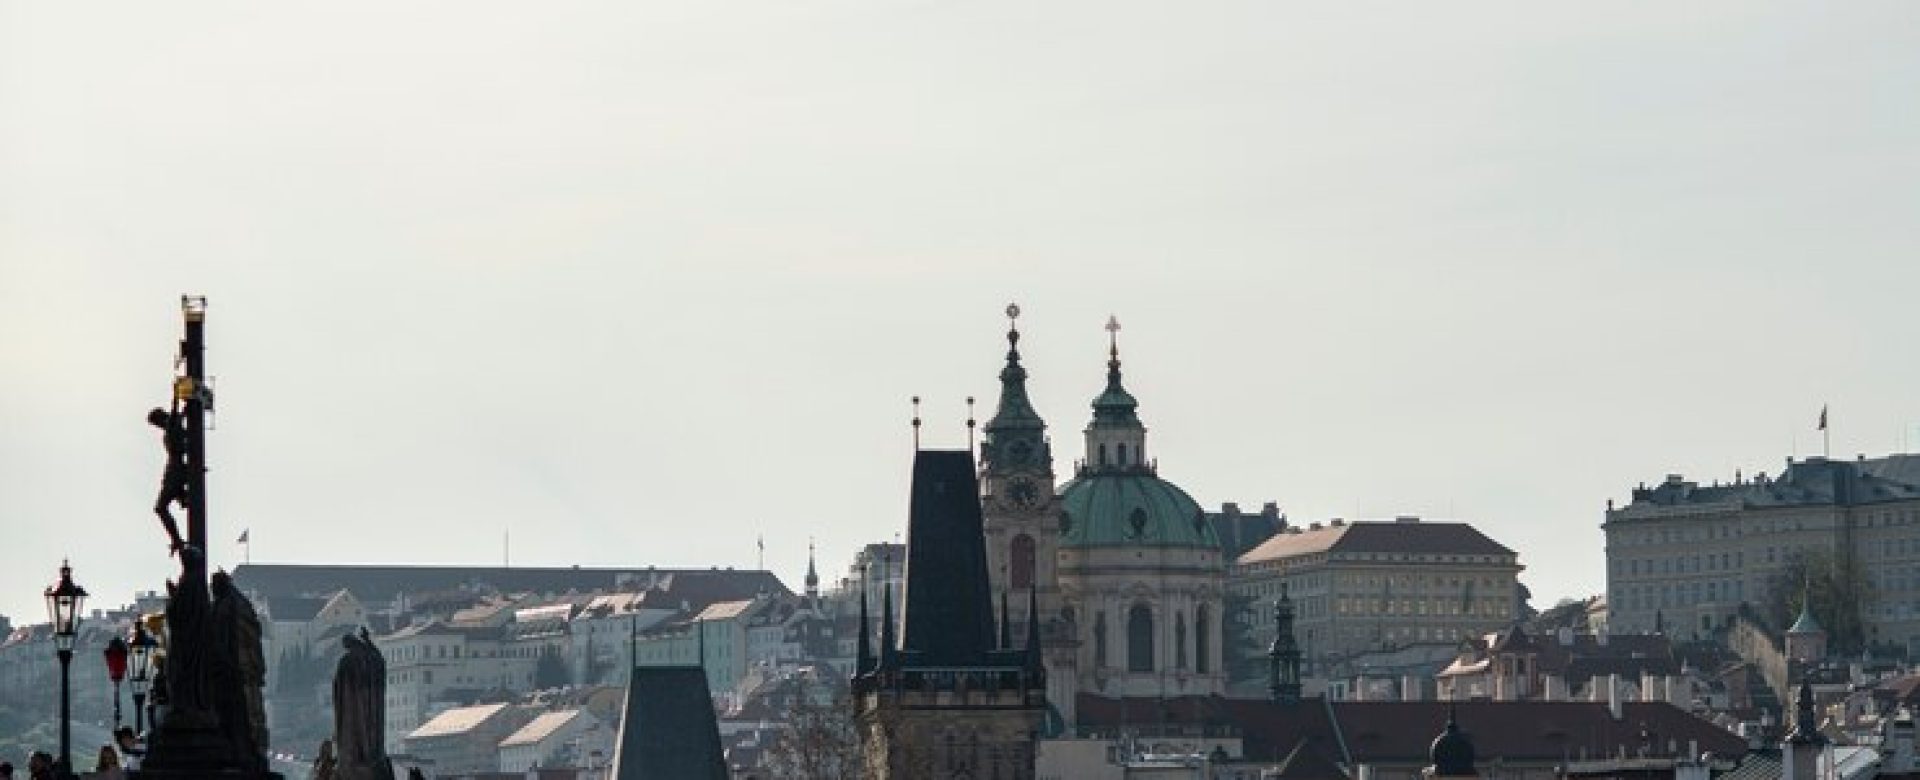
[147,404,190,553]
[162,551,212,714]
[211,570,269,771]
[308,739,337,780]
[332,628,394,780]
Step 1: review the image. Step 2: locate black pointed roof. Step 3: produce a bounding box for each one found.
[898,449,998,666]
[611,666,727,780]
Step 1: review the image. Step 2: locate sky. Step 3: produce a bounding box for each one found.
[2,1,1917,623]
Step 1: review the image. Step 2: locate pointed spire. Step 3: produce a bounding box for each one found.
[1089,314,1140,426]
[879,552,897,670]
[1269,582,1302,702]
[999,589,1012,650]
[1024,586,1044,675]
[1787,679,1826,744]
[985,302,1046,437]
[856,565,874,676]
[804,538,819,598]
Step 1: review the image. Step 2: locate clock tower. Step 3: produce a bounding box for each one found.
[979,303,1062,652]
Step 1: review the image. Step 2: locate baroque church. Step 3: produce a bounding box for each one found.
[852,306,1226,778]
[977,306,1227,729]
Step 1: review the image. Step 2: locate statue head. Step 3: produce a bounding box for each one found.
[148,407,169,428]
[211,570,233,597]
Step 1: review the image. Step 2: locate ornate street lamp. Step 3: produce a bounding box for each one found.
[103,636,128,731]
[44,560,88,780]
[128,623,158,735]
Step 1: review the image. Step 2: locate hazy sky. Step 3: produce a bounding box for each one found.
[3,2,1917,622]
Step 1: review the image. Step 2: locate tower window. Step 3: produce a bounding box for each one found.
[1011,534,1036,591]
[1118,443,1129,465]
[1128,604,1155,673]
[1099,444,1108,466]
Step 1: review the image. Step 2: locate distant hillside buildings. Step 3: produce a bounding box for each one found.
[1605,454,1920,650]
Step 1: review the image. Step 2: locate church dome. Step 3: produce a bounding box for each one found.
[1057,472,1217,548]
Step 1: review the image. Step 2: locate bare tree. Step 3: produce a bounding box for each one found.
[1765,548,1874,656]
[761,674,864,780]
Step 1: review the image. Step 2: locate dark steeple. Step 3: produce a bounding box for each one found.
[899,450,998,666]
[879,552,898,671]
[856,569,874,675]
[983,303,1050,475]
[1787,680,1827,745]
[1269,582,1302,702]
[804,539,819,599]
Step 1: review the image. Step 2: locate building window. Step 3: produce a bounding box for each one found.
[1011,534,1036,590]
[1118,443,1129,465]
[1099,444,1109,466]
[1195,605,1211,674]
[1128,604,1155,672]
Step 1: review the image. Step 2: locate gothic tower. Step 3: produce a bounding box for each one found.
[979,304,1062,646]
[853,448,1047,780]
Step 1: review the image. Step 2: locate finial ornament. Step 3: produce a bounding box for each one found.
[911,396,922,448]
[1006,302,1021,323]
[967,396,977,451]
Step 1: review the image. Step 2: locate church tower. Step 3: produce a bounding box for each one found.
[1054,316,1227,716]
[853,448,1047,779]
[979,303,1063,645]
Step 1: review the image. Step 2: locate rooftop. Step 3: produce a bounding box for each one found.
[1238,520,1515,566]
[407,703,509,740]
[500,709,584,747]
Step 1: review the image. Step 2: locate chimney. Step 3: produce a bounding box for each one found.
[1395,515,1420,523]
[1331,519,1345,527]
[1608,674,1623,720]
[1222,502,1240,516]
[1262,502,1280,518]
[1641,671,1658,702]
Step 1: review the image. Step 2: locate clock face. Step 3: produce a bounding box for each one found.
[1007,477,1042,510]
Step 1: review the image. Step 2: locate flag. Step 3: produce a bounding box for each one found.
[1818,405,1828,432]
[237,529,249,544]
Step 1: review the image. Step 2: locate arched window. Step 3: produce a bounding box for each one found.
[1175,612,1188,670]
[1099,444,1109,466]
[1118,443,1129,465]
[1195,605,1212,674]
[1011,534,1036,590]
[1128,604,1155,672]
[1094,611,1109,668]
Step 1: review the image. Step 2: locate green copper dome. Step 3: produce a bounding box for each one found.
[1058,472,1216,548]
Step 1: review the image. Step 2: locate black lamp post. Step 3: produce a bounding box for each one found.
[128,622,157,736]
[44,560,88,780]
[104,636,128,731]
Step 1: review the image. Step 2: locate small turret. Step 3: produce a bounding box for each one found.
[1269,582,1302,702]
[804,540,819,600]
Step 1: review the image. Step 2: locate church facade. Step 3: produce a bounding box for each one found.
[978,309,1227,730]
